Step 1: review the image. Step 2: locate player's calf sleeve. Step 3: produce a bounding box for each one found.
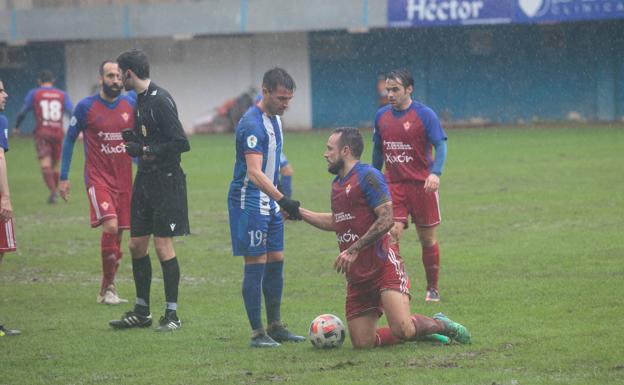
[101,232,119,291]
[262,261,284,325]
[132,255,152,313]
[161,257,180,311]
[280,175,292,198]
[422,243,440,290]
[375,327,403,347]
[410,314,445,339]
[41,167,56,193]
[242,263,265,331]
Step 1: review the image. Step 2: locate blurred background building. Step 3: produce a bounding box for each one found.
[1,0,623,132]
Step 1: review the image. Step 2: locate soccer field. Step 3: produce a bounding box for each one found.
[1,125,623,385]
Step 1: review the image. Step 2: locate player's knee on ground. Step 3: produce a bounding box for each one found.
[350,333,376,349]
[389,319,415,341]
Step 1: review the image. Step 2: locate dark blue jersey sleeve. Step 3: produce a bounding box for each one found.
[63,91,74,115]
[359,165,391,210]
[15,89,35,128]
[420,106,447,144]
[0,115,9,151]
[60,99,89,180]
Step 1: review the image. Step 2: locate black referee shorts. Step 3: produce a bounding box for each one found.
[130,166,190,238]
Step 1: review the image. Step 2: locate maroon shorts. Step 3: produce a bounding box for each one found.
[345,247,410,321]
[0,217,17,253]
[389,181,441,227]
[87,186,131,229]
[35,135,62,163]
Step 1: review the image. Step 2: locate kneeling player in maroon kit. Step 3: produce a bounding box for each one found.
[59,61,135,305]
[299,128,469,348]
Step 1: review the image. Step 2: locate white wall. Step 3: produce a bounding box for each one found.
[65,32,312,131]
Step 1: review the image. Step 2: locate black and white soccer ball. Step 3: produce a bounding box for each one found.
[309,314,346,349]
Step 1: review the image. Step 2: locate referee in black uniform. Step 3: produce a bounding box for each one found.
[109,49,190,332]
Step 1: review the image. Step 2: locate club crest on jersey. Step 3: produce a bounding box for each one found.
[345,184,352,195]
[403,121,411,131]
[70,116,77,127]
[101,201,110,211]
[170,223,176,231]
[247,135,258,149]
[141,125,147,137]
[121,112,129,123]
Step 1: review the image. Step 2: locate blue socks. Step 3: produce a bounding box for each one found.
[263,261,284,325]
[242,263,265,330]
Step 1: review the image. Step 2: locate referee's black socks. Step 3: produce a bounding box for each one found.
[132,254,152,316]
[161,257,180,317]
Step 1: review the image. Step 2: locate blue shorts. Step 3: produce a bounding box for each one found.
[228,203,284,257]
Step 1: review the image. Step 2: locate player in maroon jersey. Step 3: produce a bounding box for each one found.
[299,127,469,348]
[372,69,448,302]
[0,78,20,337]
[14,70,73,204]
[58,61,135,305]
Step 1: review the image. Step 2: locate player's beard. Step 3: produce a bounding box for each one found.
[103,83,122,99]
[328,157,344,175]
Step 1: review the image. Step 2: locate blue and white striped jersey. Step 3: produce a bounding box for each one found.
[228,105,283,215]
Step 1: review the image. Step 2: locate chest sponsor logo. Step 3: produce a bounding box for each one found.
[121,112,130,123]
[386,152,414,164]
[101,143,126,155]
[247,135,258,149]
[97,131,124,141]
[384,141,413,150]
[337,229,360,244]
[334,212,355,223]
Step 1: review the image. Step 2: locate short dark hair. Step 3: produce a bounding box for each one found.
[332,127,364,159]
[262,67,296,93]
[39,70,55,83]
[386,69,414,90]
[99,59,116,76]
[117,49,150,79]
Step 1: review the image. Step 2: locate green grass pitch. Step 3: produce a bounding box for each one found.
[1,125,623,384]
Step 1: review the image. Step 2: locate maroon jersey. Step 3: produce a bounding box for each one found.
[373,101,447,183]
[331,162,392,284]
[62,94,135,192]
[21,86,73,139]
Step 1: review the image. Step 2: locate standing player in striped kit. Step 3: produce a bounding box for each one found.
[228,68,305,347]
[59,60,135,305]
[300,128,469,348]
[373,69,448,302]
[14,70,73,204]
[0,78,20,337]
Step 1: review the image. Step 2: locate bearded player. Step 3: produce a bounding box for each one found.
[59,60,135,305]
[300,127,469,348]
[373,69,448,302]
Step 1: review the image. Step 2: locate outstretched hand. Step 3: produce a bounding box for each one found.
[277,196,302,220]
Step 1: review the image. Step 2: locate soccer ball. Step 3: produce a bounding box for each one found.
[309,314,346,349]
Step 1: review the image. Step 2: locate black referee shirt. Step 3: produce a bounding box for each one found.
[134,81,190,172]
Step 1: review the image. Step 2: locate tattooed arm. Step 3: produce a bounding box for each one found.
[334,201,394,274]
